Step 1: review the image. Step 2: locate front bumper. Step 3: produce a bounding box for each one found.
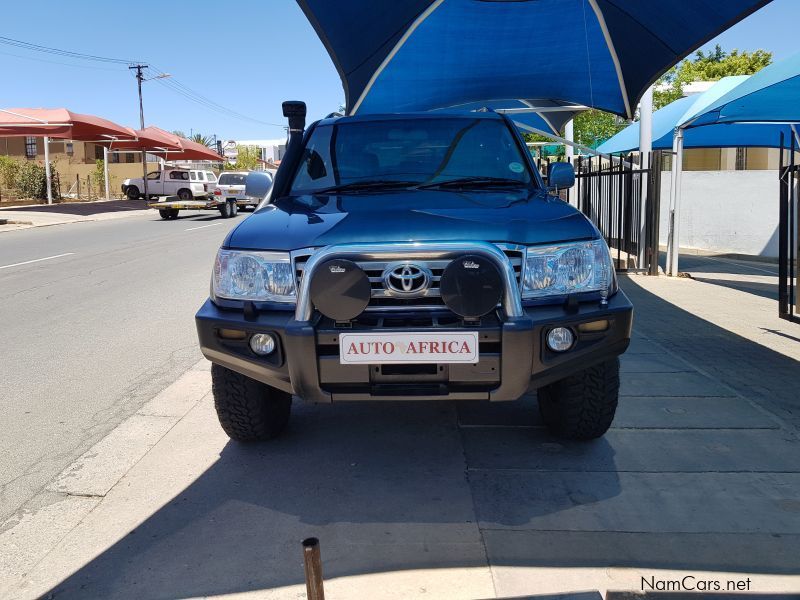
[195,291,633,403]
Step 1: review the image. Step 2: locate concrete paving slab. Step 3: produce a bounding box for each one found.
[624,336,665,355]
[470,471,800,533]
[483,531,800,597]
[461,428,800,472]
[619,353,694,373]
[621,371,735,397]
[457,395,777,430]
[457,394,541,428]
[615,396,780,429]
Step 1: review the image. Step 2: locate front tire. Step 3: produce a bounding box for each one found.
[211,364,292,441]
[177,189,192,200]
[537,358,619,440]
[126,186,140,200]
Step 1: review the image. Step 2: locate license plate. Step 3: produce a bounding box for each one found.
[339,331,479,364]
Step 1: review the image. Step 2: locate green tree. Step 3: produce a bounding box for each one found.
[573,110,627,149]
[224,145,260,171]
[190,133,215,148]
[653,45,772,109]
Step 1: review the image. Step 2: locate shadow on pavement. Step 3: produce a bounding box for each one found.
[44,276,800,599]
[688,275,778,300]
[5,199,149,215]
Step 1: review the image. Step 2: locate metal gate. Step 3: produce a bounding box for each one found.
[572,151,662,274]
[778,134,799,323]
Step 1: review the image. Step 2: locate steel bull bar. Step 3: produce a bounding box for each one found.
[284,241,534,403]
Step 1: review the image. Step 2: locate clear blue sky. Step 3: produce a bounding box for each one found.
[0,0,797,140]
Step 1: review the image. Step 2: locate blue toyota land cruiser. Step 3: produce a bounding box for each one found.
[196,102,633,442]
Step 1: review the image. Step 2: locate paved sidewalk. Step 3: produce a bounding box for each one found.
[1,272,799,599]
[0,199,152,232]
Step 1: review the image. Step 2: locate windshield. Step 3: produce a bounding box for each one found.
[218,173,247,185]
[289,117,534,195]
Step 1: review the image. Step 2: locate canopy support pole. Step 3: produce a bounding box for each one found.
[564,119,574,204]
[638,86,653,268]
[103,145,111,200]
[44,136,53,205]
[666,127,684,276]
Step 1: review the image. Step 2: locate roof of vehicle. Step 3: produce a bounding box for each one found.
[316,110,505,127]
[219,171,251,176]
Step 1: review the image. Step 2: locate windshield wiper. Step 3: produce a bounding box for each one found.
[314,180,418,194]
[415,176,528,190]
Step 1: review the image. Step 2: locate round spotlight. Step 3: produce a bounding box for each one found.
[546,327,574,352]
[249,333,276,356]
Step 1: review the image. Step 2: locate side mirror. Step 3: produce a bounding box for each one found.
[245,171,274,200]
[547,162,575,191]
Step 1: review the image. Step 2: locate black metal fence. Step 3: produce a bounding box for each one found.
[572,151,662,273]
[778,134,799,323]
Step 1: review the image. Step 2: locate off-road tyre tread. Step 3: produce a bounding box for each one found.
[538,358,619,440]
[211,364,291,442]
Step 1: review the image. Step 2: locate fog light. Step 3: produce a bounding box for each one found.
[546,327,574,352]
[249,333,276,355]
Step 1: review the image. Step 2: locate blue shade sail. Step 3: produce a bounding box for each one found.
[297,0,772,119]
[598,77,796,153]
[689,52,800,127]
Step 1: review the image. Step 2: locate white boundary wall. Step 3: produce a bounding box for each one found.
[659,170,779,258]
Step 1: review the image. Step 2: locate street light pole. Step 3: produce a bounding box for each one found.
[129,64,149,200]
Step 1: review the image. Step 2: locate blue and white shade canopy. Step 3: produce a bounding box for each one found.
[298,0,772,121]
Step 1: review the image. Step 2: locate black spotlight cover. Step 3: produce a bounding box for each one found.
[440,255,503,318]
[310,259,371,321]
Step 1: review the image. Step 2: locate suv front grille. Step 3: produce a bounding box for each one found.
[294,245,523,312]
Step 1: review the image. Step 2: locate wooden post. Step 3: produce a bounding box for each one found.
[76,174,81,199]
[302,538,325,600]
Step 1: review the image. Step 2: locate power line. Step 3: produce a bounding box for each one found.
[0,35,284,128]
[149,68,283,127]
[0,35,138,64]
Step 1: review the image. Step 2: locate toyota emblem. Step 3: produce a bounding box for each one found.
[383,263,432,296]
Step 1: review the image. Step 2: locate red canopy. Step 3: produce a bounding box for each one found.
[0,108,132,141]
[110,126,183,152]
[170,136,223,161]
[136,127,222,161]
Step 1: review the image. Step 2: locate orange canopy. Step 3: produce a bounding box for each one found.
[0,108,132,141]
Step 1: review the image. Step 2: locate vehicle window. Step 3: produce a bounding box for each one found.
[147,171,161,180]
[290,117,534,194]
[206,172,217,182]
[169,171,189,180]
[197,172,205,181]
[189,172,197,181]
[218,173,247,185]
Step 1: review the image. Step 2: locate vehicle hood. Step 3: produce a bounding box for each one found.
[225,189,598,251]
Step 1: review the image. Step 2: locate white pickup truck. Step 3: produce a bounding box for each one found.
[122,168,218,201]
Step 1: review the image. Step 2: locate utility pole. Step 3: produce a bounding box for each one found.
[129,64,149,200]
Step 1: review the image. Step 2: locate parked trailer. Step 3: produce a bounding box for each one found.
[148,195,240,220]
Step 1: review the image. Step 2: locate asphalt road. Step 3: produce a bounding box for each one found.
[0,211,240,522]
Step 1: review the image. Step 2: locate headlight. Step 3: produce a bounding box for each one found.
[213,249,295,302]
[522,240,613,299]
